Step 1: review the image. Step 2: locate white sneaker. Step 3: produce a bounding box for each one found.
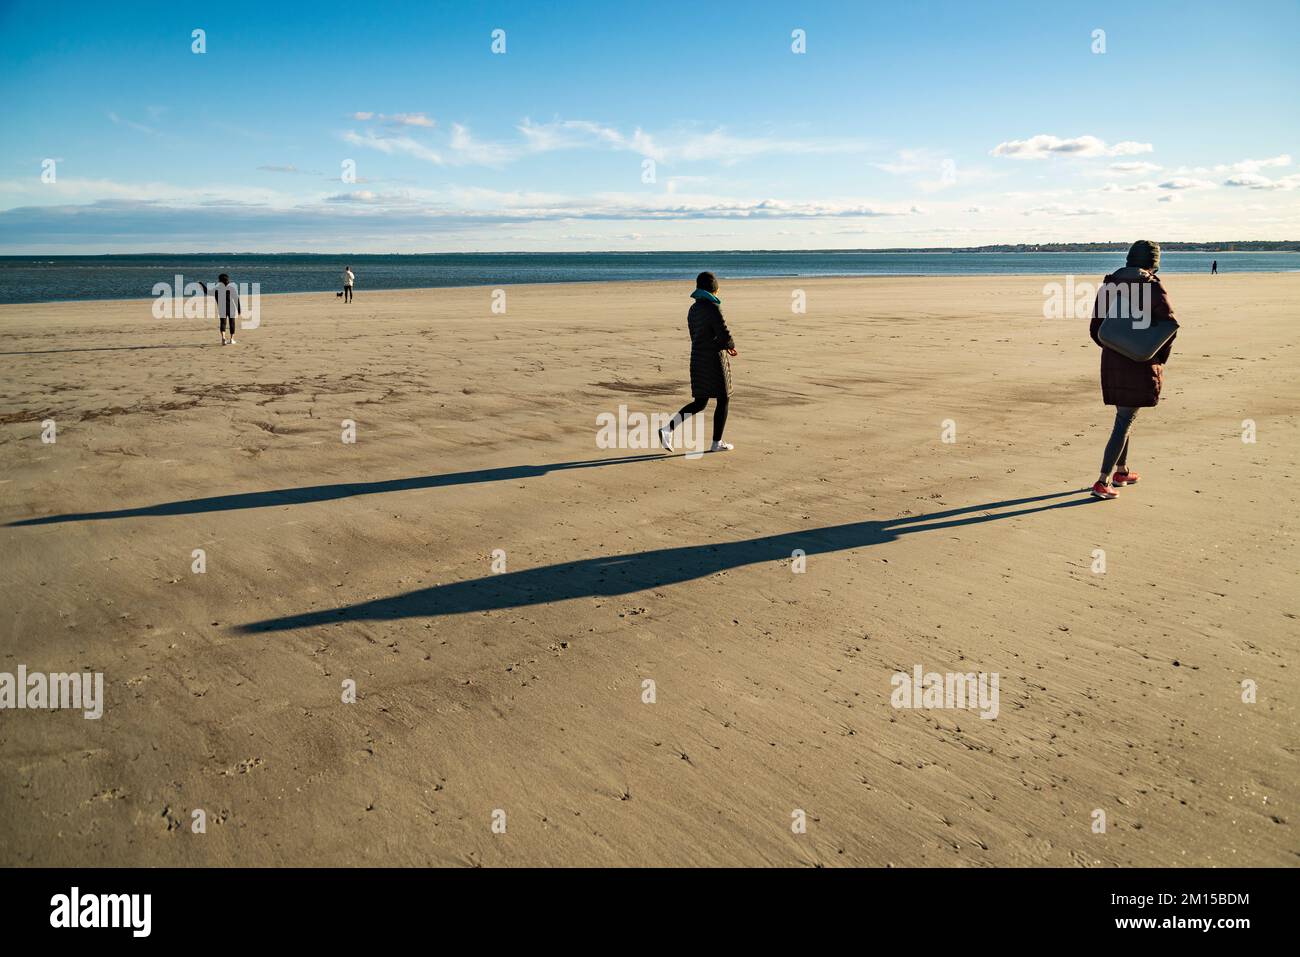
[709,440,734,452]
[658,426,673,451]
[228,338,237,345]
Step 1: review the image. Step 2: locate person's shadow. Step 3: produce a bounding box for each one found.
[240,489,1093,633]
[5,453,679,526]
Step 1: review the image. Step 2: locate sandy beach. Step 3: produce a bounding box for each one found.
[0,274,1295,867]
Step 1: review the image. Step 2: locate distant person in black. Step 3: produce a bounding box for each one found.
[1211,260,1218,275]
[213,273,241,345]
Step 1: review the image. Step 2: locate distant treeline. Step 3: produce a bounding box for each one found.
[868,242,1300,253]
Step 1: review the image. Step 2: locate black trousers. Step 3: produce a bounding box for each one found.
[344,286,353,302]
[670,395,729,442]
[220,315,238,335]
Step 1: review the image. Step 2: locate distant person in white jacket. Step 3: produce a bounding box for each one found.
[343,266,354,303]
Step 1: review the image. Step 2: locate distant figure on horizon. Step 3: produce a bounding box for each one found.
[1211,259,1218,275]
[213,273,241,345]
[343,265,354,302]
[1087,240,1178,500]
[659,271,738,454]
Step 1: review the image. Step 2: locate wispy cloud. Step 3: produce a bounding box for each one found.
[385,112,434,127]
[256,164,323,175]
[107,111,160,136]
[872,148,965,192]
[344,117,874,169]
[514,119,664,160]
[1,185,920,240]
[651,126,870,164]
[0,176,286,206]
[1108,161,1161,173]
[448,123,523,166]
[342,129,443,164]
[1100,181,1158,193]
[1157,177,1217,190]
[350,111,435,127]
[1022,203,1106,216]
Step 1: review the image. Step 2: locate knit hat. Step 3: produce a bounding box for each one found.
[1125,239,1160,269]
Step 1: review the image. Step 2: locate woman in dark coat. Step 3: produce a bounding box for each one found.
[659,271,738,453]
[1087,239,1178,499]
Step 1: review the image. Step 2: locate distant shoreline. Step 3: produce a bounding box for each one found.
[5,249,1296,306]
[2,269,1296,311]
[3,244,1299,259]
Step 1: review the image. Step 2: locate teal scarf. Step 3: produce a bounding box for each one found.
[691,289,721,304]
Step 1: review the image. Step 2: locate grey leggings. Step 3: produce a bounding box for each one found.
[1100,406,1139,476]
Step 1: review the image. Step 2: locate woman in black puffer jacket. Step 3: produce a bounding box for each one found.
[659,271,738,453]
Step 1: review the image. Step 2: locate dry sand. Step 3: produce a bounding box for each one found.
[0,274,1295,867]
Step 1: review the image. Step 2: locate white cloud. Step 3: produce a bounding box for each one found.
[1224,173,1279,189]
[1164,154,1292,179]
[1109,161,1161,173]
[1224,171,1300,190]
[991,134,1153,160]
[1022,203,1106,216]
[0,176,289,206]
[324,190,388,203]
[1158,177,1217,190]
[1225,154,1291,174]
[1101,181,1158,193]
[386,113,434,128]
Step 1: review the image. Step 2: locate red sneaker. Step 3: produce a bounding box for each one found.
[1112,469,1140,486]
[1090,481,1119,500]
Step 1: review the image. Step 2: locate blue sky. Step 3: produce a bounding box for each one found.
[2,0,1297,252]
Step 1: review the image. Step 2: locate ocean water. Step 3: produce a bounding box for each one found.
[0,250,1295,305]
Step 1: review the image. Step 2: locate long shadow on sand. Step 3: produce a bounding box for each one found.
[0,344,209,356]
[240,489,1094,633]
[6,453,680,527]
